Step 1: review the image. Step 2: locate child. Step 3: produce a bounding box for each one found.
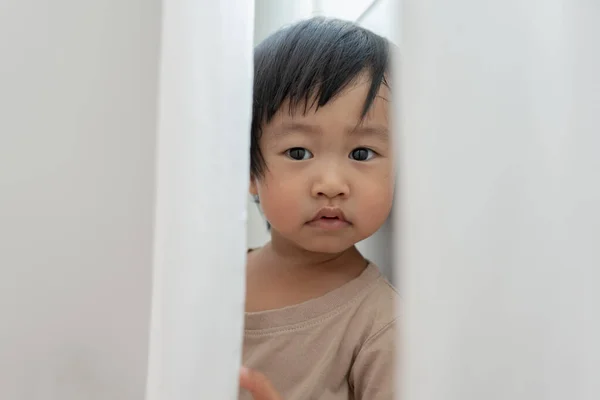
[239,17,399,400]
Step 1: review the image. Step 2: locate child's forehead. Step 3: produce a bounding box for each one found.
[265,101,389,143]
[271,79,390,128]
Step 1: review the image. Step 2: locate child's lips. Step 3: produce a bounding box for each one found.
[309,207,349,222]
[307,216,351,230]
[307,207,351,230]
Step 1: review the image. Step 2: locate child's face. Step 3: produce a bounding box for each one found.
[250,76,394,254]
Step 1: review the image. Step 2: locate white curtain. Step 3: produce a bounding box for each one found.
[5,0,600,399]
[0,1,160,398]
[145,1,254,399]
[398,1,600,399]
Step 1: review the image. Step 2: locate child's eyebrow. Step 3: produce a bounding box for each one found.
[275,122,389,140]
[349,125,389,141]
[276,122,320,135]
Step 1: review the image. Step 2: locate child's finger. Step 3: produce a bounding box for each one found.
[239,367,282,400]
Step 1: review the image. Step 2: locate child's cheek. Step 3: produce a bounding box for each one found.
[258,182,304,230]
[355,180,394,230]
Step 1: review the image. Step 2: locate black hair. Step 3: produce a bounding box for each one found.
[250,17,391,178]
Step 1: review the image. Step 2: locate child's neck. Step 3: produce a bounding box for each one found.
[249,232,368,287]
[245,239,368,312]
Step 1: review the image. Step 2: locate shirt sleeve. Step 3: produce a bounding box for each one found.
[349,318,398,400]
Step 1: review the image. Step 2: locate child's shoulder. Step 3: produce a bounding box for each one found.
[344,265,399,399]
[352,264,401,339]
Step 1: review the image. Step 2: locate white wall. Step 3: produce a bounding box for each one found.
[318,0,376,21]
[254,0,313,44]
[0,1,160,398]
[357,0,398,44]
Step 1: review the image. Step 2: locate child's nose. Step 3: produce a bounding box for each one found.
[311,167,350,199]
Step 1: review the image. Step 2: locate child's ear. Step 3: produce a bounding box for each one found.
[249,176,258,196]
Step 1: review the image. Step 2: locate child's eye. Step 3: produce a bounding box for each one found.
[349,147,375,161]
[285,147,313,160]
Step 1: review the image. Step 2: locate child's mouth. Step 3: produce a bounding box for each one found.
[308,215,350,230]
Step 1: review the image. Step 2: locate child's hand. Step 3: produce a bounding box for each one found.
[239,367,283,400]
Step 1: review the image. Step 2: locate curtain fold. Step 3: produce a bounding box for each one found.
[398,1,600,399]
[146,1,255,399]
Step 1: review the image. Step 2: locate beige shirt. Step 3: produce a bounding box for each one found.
[241,263,400,400]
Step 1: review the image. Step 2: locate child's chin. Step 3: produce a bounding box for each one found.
[299,238,355,255]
